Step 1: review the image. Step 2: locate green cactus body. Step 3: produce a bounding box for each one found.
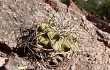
[61,39,71,52]
[36,21,79,65]
[38,35,50,46]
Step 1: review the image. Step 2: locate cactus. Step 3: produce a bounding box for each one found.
[36,20,79,65]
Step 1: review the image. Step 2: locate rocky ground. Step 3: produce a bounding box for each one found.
[0,0,110,70]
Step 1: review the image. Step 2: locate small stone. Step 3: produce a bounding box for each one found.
[0,57,8,67]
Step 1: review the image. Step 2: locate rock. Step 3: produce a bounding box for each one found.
[0,0,110,70]
[0,57,8,67]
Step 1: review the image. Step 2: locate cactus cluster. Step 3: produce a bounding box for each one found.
[36,20,79,65]
[16,20,79,67]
